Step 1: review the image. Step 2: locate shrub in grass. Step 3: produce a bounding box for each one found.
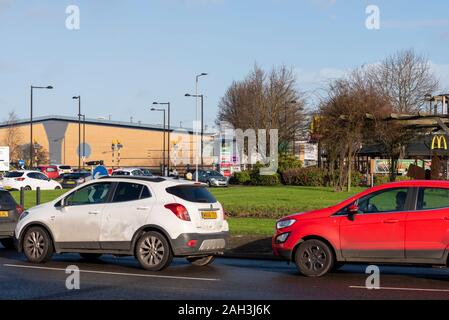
[250,173,281,186]
[229,171,252,185]
[282,167,325,186]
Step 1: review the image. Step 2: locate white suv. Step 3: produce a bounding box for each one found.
[15,176,229,271]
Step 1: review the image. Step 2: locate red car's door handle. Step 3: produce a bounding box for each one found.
[383,219,399,224]
[444,216,449,221]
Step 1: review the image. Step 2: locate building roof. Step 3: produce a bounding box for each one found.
[0,115,196,134]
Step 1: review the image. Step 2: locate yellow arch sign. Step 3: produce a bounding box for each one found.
[431,135,448,150]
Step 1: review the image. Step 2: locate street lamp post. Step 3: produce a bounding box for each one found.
[153,102,171,173]
[79,114,86,166]
[30,85,53,168]
[151,107,166,176]
[73,96,81,169]
[185,93,204,172]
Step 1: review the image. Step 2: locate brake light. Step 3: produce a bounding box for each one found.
[16,205,24,215]
[164,203,191,221]
[15,178,25,181]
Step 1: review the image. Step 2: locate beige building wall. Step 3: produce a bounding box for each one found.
[0,120,202,168]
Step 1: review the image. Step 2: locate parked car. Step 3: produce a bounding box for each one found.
[53,164,73,176]
[193,170,228,187]
[112,168,144,176]
[15,176,229,271]
[139,168,154,177]
[273,180,449,277]
[0,188,24,249]
[0,171,62,191]
[36,165,60,179]
[60,171,93,189]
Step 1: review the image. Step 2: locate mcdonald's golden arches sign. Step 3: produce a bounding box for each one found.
[431,135,448,150]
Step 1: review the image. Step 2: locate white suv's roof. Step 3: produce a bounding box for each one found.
[113,168,142,172]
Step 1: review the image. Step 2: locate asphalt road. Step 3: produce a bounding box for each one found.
[1,246,449,300]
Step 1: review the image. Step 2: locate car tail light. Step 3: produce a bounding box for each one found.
[164,203,191,221]
[16,204,24,215]
[15,178,25,181]
[187,240,197,247]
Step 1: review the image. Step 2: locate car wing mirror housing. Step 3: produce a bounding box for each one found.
[348,204,359,221]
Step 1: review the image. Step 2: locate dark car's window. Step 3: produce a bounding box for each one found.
[59,166,71,170]
[166,185,216,203]
[66,183,112,206]
[112,171,130,176]
[4,172,24,178]
[64,173,91,179]
[357,188,410,214]
[112,182,150,202]
[417,188,449,210]
[0,191,16,209]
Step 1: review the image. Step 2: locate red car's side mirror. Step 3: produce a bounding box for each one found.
[348,204,359,221]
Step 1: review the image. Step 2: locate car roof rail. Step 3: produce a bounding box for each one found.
[98,176,166,183]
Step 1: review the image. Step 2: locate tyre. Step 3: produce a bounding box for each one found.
[187,255,215,266]
[23,226,54,263]
[0,238,15,250]
[207,181,212,187]
[79,253,102,261]
[55,186,61,190]
[135,231,173,271]
[294,239,334,277]
[23,186,32,191]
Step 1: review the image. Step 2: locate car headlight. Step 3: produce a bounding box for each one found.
[210,178,217,182]
[275,232,290,244]
[19,211,30,221]
[276,219,296,230]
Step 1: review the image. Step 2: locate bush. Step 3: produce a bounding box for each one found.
[278,155,303,174]
[374,174,411,186]
[282,167,325,187]
[229,171,251,185]
[250,172,281,186]
[350,171,364,187]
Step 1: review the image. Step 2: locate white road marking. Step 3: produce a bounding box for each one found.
[3,264,220,282]
[349,285,449,293]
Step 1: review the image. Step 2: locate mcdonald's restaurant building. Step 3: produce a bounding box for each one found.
[0,115,212,170]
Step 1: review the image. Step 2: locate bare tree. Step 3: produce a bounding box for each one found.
[370,49,439,114]
[217,64,306,154]
[1,111,23,162]
[19,143,49,166]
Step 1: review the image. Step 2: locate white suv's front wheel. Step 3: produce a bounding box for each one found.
[23,226,54,263]
[136,231,173,271]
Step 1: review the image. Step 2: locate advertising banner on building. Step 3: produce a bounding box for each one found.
[0,146,10,171]
[373,159,431,175]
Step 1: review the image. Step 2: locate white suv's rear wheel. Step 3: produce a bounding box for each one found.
[136,231,173,271]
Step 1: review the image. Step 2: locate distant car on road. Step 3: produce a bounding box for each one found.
[36,165,60,179]
[60,172,93,189]
[0,171,62,191]
[139,168,154,177]
[112,168,144,176]
[273,180,449,277]
[53,164,73,176]
[0,188,24,249]
[15,176,229,271]
[193,170,228,187]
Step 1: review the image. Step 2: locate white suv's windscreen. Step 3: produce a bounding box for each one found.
[166,185,216,203]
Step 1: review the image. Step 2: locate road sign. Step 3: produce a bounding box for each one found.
[93,165,108,179]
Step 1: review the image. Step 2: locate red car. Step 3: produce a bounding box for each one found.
[36,165,59,179]
[273,180,449,277]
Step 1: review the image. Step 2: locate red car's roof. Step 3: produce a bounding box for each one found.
[372,180,449,190]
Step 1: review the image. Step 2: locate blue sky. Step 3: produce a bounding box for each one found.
[1,0,449,129]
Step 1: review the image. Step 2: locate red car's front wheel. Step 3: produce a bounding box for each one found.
[295,239,334,277]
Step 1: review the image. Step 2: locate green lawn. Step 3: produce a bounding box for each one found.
[209,186,365,218]
[9,186,365,236]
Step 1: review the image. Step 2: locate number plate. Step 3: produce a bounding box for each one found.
[0,211,9,218]
[201,211,217,219]
[66,181,75,184]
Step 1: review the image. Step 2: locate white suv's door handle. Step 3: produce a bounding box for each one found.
[88,211,100,215]
[137,207,149,211]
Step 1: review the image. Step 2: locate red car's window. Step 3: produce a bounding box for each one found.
[417,188,449,210]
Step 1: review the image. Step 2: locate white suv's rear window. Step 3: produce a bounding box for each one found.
[166,185,216,203]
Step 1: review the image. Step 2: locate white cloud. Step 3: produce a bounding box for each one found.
[296,66,349,89]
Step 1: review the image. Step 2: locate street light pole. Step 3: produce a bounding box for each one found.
[185,94,205,174]
[153,102,171,173]
[30,85,53,168]
[73,96,81,169]
[194,73,207,181]
[151,108,166,176]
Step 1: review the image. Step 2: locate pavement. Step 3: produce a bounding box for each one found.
[1,246,449,300]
